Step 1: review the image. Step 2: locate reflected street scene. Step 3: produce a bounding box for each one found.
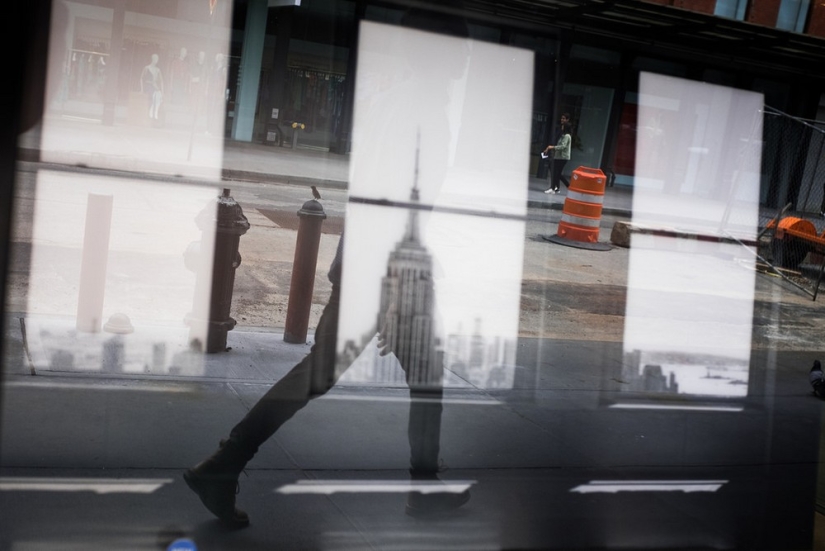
[4,1,825,550]
[621,73,763,403]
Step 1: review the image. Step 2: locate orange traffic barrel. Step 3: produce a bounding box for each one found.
[557,166,606,243]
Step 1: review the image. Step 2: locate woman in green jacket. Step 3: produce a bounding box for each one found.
[543,121,572,194]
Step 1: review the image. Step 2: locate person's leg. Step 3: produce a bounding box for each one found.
[184,285,341,526]
[227,285,340,452]
[544,159,557,194]
[403,358,469,515]
[552,160,565,192]
[151,91,162,119]
[559,160,570,188]
[408,387,443,474]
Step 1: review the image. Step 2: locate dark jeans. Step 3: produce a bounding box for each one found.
[226,284,444,473]
[549,158,568,190]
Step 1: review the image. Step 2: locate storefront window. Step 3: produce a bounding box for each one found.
[3,1,824,549]
[777,0,811,32]
[561,83,613,178]
[714,0,748,20]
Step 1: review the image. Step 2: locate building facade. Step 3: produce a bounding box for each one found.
[45,0,825,209]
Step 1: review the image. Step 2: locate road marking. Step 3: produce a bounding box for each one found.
[609,403,743,412]
[0,477,173,494]
[276,480,475,495]
[4,380,189,393]
[570,480,727,494]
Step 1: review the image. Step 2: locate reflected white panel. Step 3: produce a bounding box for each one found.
[26,170,218,373]
[348,21,532,214]
[623,74,762,399]
[37,2,232,179]
[632,73,762,239]
[337,21,533,389]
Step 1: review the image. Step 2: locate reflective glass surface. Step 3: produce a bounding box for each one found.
[2,2,825,550]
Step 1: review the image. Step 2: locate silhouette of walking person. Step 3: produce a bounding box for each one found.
[183,5,472,528]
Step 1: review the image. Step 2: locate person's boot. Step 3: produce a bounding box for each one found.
[183,439,251,528]
[405,472,471,518]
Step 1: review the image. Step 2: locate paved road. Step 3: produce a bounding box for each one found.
[0,338,820,550]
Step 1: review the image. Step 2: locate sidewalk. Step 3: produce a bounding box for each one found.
[221,138,635,216]
[19,115,635,217]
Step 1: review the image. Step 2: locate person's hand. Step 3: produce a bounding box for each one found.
[377,302,397,357]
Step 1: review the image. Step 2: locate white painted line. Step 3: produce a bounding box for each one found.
[0,477,173,494]
[276,480,475,495]
[3,380,189,393]
[570,480,727,494]
[609,403,743,412]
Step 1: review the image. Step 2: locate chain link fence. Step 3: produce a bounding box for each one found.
[758,106,825,299]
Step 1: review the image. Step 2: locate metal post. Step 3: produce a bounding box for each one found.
[284,199,326,343]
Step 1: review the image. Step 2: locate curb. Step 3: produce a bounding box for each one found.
[17,147,633,217]
[222,168,350,191]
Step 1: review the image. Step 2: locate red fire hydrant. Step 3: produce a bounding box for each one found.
[186,188,250,353]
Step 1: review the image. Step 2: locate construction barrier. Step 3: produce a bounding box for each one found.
[769,215,818,269]
[557,166,606,243]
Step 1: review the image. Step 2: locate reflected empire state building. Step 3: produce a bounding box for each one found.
[377,181,443,388]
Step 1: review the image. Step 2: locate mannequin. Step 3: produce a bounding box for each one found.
[190,51,207,100]
[140,53,164,120]
[169,47,189,104]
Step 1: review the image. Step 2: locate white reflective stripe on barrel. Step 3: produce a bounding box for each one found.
[561,213,601,227]
[567,190,604,204]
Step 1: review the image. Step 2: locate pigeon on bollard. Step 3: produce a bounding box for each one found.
[311,185,321,200]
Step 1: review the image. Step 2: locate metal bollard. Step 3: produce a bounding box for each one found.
[186,188,250,353]
[284,199,326,344]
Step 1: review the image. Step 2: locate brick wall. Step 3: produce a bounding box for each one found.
[746,0,781,26]
[636,1,825,38]
[808,0,825,37]
[671,0,716,13]
[637,0,715,11]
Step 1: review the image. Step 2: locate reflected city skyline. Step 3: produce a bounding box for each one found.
[622,348,749,397]
[623,74,761,396]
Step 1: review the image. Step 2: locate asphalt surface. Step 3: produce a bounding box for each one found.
[1,331,822,550]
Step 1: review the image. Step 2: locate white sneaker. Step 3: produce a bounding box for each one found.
[544,188,554,194]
